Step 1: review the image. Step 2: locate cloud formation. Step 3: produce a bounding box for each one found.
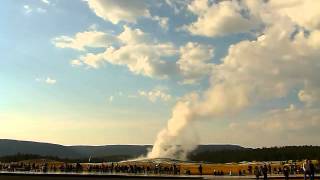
[52,30,117,51]
[65,26,178,78]
[177,42,214,84]
[87,0,150,24]
[139,88,172,103]
[269,0,320,30]
[54,25,218,82]
[185,0,258,37]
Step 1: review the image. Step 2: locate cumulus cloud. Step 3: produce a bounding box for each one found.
[71,53,104,69]
[55,27,216,82]
[70,26,178,78]
[139,88,172,103]
[269,0,320,30]
[177,42,214,84]
[52,30,117,51]
[86,0,150,24]
[86,0,170,30]
[185,0,259,37]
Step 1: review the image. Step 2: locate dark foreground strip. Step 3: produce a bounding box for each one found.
[0,172,202,179]
[0,173,319,180]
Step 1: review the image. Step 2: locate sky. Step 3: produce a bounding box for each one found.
[1,0,320,147]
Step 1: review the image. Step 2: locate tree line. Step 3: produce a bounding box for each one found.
[188,146,320,163]
[1,146,319,163]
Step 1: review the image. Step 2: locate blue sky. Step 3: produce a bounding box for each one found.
[1,0,320,148]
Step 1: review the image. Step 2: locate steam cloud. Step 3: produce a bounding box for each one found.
[148,0,320,160]
[147,84,250,159]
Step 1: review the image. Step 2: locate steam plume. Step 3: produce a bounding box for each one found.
[148,84,250,159]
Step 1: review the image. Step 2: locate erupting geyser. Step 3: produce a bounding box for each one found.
[148,84,250,160]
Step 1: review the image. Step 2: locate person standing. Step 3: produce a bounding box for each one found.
[310,161,315,180]
[198,164,203,175]
[254,166,260,180]
[283,166,289,180]
[262,164,268,180]
[303,159,311,180]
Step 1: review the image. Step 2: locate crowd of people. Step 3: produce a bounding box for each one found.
[0,162,182,175]
[0,159,318,179]
[250,159,317,180]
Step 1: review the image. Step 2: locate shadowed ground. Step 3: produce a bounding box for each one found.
[1,172,319,180]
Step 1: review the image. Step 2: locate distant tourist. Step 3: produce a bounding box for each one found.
[262,164,268,180]
[254,166,260,180]
[310,160,315,180]
[303,159,312,180]
[198,164,203,175]
[283,166,289,180]
[268,164,272,174]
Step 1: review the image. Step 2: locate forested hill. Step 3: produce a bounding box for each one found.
[0,140,319,163]
[0,139,244,160]
[189,146,320,163]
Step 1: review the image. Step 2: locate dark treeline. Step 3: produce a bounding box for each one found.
[0,153,74,163]
[1,146,320,163]
[0,153,134,163]
[189,146,320,163]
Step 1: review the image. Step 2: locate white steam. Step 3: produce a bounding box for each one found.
[148,0,320,160]
[147,84,250,159]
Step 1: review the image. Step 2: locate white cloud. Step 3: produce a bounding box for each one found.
[56,28,219,83]
[151,16,169,31]
[72,26,178,78]
[87,0,170,31]
[36,77,56,85]
[269,0,320,30]
[86,0,150,24]
[23,5,32,14]
[177,42,214,84]
[109,96,114,103]
[70,59,83,67]
[139,88,172,103]
[185,0,259,37]
[71,53,104,69]
[45,77,56,84]
[118,25,151,45]
[193,24,320,118]
[52,30,118,51]
[41,0,50,5]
